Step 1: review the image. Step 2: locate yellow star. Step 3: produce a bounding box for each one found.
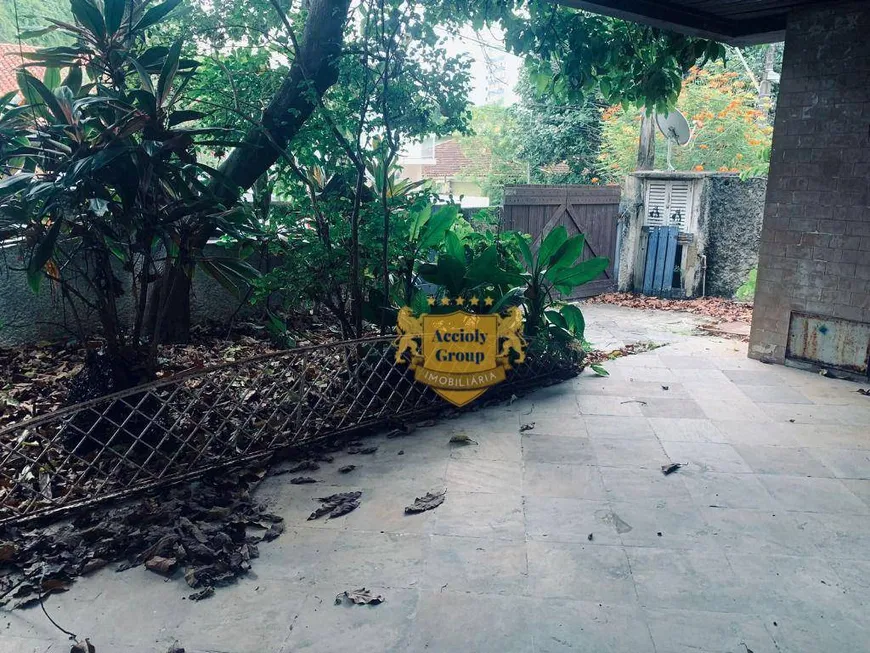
[440,296,451,306]
[455,296,465,306]
[427,296,436,307]
[469,296,480,306]
[484,296,495,306]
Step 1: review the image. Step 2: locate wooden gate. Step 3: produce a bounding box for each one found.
[501,185,620,298]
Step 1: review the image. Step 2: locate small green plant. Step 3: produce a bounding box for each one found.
[735,268,757,302]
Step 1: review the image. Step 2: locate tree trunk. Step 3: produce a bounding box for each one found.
[151,0,352,343]
[636,111,656,171]
[212,0,352,202]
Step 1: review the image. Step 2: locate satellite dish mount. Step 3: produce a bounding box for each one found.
[655,110,691,171]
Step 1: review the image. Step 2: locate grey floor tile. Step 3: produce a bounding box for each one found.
[577,395,646,416]
[172,577,300,653]
[583,415,656,439]
[701,507,822,556]
[522,461,607,499]
[527,541,636,604]
[723,369,786,385]
[431,490,524,539]
[445,457,522,495]
[531,599,656,653]
[447,429,522,462]
[734,445,833,477]
[522,434,597,464]
[640,398,707,419]
[680,470,778,509]
[745,385,813,404]
[711,421,803,447]
[659,355,718,369]
[409,591,534,653]
[600,466,692,502]
[523,412,588,437]
[284,587,419,653]
[809,447,870,479]
[660,441,753,474]
[593,437,668,469]
[757,475,870,514]
[843,479,870,508]
[611,498,718,550]
[524,496,621,544]
[763,613,870,653]
[726,553,862,620]
[801,512,870,560]
[648,417,727,443]
[699,399,771,422]
[423,535,527,595]
[645,608,779,653]
[627,548,749,613]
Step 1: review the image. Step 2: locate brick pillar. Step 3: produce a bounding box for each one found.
[749,1,870,363]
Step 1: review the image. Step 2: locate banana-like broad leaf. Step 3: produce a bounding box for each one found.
[537,225,568,272]
[0,173,34,196]
[560,304,586,339]
[198,257,261,299]
[17,71,67,124]
[515,233,533,269]
[546,233,586,276]
[408,204,431,241]
[489,286,526,314]
[418,255,466,296]
[465,244,528,288]
[105,0,127,34]
[444,230,464,263]
[417,205,456,251]
[552,257,609,295]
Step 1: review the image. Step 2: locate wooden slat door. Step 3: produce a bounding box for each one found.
[501,185,620,298]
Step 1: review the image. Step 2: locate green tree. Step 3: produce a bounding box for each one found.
[0,0,71,46]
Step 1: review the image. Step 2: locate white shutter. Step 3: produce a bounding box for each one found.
[644,179,692,230]
[666,180,690,229]
[644,180,668,227]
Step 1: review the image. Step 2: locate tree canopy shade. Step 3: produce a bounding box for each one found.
[427,0,725,112]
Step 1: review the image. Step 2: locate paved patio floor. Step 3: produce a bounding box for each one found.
[3,306,870,652]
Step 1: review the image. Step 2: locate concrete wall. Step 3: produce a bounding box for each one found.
[749,1,870,365]
[0,243,255,346]
[704,176,767,297]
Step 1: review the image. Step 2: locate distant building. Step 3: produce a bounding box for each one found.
[398,137,490,208]
[0,44,37,96]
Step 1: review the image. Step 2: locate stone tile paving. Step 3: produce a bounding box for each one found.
[3,306,870,652]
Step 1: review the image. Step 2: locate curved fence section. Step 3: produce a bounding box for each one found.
[0,336,579,525]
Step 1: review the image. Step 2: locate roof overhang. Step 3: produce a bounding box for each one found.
[552,0,838,45]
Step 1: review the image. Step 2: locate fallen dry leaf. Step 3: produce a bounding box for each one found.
[449,433,477,446]
[335,588,385,605]
[405,490,446,514]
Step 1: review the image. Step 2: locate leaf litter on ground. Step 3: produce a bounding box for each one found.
[449,433,477,446]
[308,492,362,521]
[405,490,446,514]
[335,588,384,605]
[519,422,535,432]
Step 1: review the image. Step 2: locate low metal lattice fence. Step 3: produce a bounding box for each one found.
[0,335,580,525]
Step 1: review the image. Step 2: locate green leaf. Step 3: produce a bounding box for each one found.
[70,0,106,41]
[127,55,155,94]
[552,257,609,292]
[546,233,586,275]
[408,204,431,240]
[134,0,183,32]
[419,255,466,296]
[489,286,525,314]
[105,0,126,34]
[515,233,533,269]
[444,231,464,263]
[198,257,261,299]
[465,244,528,288]
[62,66,83,95]
[157,39,182,107]
[560,304,586,339]
[27,219,63,293]
[0,173,33,196]
[417,205,456,251]
[18,27,59,40]
[168,110,204,126]
[537,225,568,272]
[590,364,609,377]
[17,71,68,124]
[42,67,61,91]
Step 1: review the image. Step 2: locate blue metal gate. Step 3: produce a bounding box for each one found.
[642,226,680,297]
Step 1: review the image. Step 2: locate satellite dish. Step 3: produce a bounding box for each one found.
[655,110,691,171]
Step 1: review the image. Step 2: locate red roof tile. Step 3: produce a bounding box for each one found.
[422,139,475,178]
[0,44,37,96]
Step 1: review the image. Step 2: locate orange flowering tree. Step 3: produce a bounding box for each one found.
[598,61,773,180]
